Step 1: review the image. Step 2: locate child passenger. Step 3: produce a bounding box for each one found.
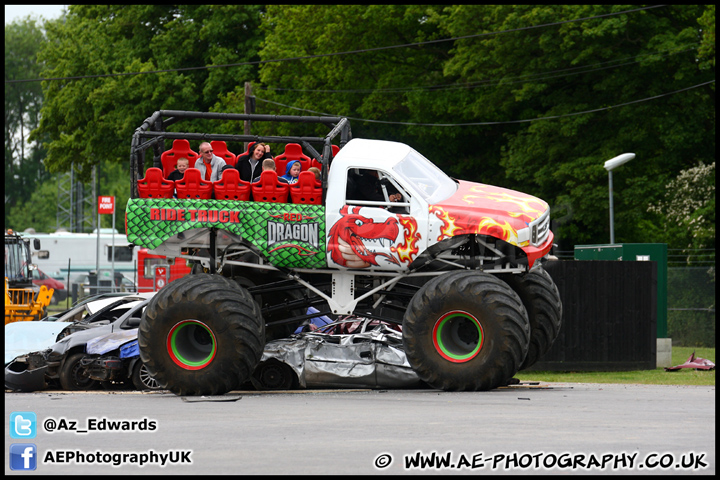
[308,167,322,182]
[167,157,189,182]
[252,158,288,183]
[167,157,189,198]
[280,161,302,184]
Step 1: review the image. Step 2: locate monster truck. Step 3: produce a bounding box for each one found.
[127,111,561,395]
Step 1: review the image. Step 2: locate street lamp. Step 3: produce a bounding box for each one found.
[604,153,635,244]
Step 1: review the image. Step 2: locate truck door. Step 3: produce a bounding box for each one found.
[326,168,426,271]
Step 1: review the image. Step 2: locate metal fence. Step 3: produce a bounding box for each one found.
[667,266,715,347]
[556,248,715,348]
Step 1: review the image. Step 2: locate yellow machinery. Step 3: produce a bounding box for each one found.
[5,230,54,324]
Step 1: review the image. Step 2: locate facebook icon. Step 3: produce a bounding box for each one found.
[10,444,37,471]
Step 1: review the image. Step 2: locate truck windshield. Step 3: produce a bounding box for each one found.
[393,150,457,204]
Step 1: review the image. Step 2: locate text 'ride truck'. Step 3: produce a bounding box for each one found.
[126,111,561,395]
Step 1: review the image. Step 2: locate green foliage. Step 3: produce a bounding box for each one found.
[440,5,714,250]
[648,162,715,251]
[5,17,50,226]
[97,161,132,234]
[255,5,714,251]
[669,310,716,348]
[30,5,266,182]
[254,5,460,156]
[5,177,59,232]
[5,159,131,234]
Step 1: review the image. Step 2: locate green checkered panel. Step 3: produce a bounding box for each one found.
[126,198,327,268]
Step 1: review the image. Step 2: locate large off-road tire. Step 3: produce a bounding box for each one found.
[497,267,562,370]
[59,353,99,391]
[403,271,530,391]
[138,274,264,396]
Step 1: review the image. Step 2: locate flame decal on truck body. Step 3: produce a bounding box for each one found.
[430,181,549,247]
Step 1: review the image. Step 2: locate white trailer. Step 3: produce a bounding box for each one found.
[23,230,139,287]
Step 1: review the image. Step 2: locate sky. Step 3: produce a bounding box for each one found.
[5,4,66,24]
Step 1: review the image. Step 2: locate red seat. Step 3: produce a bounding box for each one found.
[211,140,237,167]
[238,141,256,159]
[137,168,175,199]
[161,139,199,177]
[275,143,312,175]
[251,170,290,203]
[175,168,213,199]
[290,171,322,205]
[214,168,250,201]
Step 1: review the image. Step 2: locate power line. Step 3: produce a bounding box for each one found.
[258,44,700,95]
[255,80,715,126]
[6,5,668,85]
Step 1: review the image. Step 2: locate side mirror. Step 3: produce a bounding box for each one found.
[126,317,142,328]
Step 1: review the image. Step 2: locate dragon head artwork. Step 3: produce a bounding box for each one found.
[328,206,400,268]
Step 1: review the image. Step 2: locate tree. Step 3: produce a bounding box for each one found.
[648,162,715,253]
[437,5,715,249]
[26,5,267,231]
[5,17,50,226]
[253,5,464,158]
[5,177,59,233]
[30,5,266,181]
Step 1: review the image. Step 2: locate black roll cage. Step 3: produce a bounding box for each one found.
[130,110,352,200]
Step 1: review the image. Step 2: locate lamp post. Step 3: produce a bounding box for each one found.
[603,153,635,244]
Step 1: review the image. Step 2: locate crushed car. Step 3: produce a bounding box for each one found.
[252,316,423,390]
[5,321,73,392]
[5,294,160,392]
[79,330,160,391]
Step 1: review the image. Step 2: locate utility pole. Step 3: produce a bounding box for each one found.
[244,82,255,151]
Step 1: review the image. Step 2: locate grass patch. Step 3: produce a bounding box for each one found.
[516,347,715,386]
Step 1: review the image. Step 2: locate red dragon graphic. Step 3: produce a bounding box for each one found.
[328,206,400,268]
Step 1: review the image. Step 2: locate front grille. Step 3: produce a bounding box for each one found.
[530,209,550,247]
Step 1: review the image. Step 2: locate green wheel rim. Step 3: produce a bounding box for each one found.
[167,320,217,370]
[432,310,483,363]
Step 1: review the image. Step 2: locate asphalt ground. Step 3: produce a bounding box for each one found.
[5,382,715,475]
